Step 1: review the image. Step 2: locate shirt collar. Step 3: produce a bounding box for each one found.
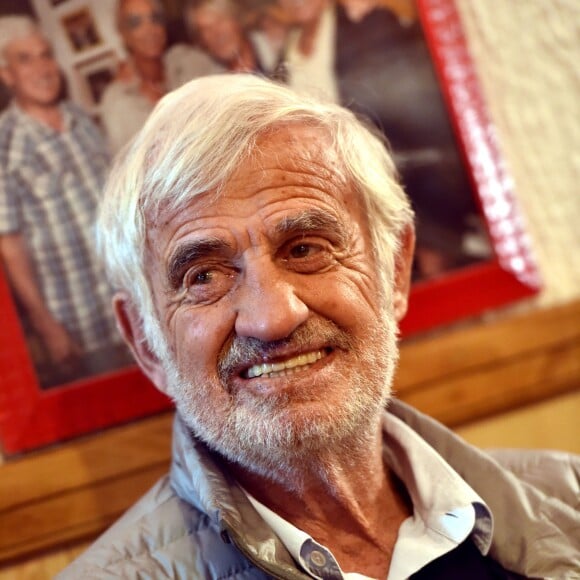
[245,494,355,580]
[243,408,493,580]
[382,412,493,579]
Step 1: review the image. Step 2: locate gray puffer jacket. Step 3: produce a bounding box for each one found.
[58,400,580,579]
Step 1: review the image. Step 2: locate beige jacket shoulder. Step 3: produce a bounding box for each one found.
[389,400,579,578]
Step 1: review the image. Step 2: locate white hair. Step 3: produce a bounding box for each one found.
[97,74,414,359]
[0,16,39,67]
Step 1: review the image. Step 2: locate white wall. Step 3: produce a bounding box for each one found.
[455,0,580,311]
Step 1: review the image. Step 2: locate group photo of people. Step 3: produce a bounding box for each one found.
[0,0,491,388]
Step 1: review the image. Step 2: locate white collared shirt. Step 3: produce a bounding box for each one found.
[244,410,493,580]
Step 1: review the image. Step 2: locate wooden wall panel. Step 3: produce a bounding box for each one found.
[0,414,171,513]
[396,299,580,390]
[456,390,580,453]
[0,415,172,563]
[401,340,580,425]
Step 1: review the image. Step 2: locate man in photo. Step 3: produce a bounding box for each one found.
[0,16,128,386]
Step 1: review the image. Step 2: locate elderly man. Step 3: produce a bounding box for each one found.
[0,16,127,385]
[61,76,578,578]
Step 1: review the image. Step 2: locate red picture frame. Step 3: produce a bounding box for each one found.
[0,0,540,455]
[0,266,171,455]
[400,0,540,334]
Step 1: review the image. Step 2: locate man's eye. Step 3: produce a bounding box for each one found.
[184,268,223,288]
[192,270,213,285]
[289,243,319,259]
[284,240,335,274]
[181,267,235,305]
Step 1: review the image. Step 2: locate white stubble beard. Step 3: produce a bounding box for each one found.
[162,309,399,488]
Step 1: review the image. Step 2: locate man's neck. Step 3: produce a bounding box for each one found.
[231,426,412,577]
[17,100,63,132]
[133,55,164,81]
[131,55,165,103]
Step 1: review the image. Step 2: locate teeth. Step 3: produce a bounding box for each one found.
[246,350,325,379]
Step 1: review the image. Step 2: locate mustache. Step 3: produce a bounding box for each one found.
[217,318,355,384]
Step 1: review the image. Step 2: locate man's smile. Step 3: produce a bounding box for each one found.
[243,349,330,379]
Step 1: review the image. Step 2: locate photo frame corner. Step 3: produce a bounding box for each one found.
[0,266,172,457]
[73,50,118,109]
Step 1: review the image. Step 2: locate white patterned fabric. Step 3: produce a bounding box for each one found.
[0,101,119,354]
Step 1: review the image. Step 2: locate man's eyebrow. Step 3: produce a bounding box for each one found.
[166,237,232,289]
[276,209,348,244]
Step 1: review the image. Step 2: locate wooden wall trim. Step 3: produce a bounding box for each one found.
[396,299,580,390]
[0,414,172,513]
[1,300,579,564]
[395,300,580,424]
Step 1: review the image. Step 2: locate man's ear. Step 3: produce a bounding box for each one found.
[392,225,416,322]
[113,292,170,394]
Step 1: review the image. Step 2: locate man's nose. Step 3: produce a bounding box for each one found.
[234,258,309,342]
[36,57,59,75]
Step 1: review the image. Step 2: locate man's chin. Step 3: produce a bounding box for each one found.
[33,93,61,108]
[181,393,384,475]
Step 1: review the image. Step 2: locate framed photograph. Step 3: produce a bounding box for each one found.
[74,52,117,108]
[0,0,539,455]
[60,7,102,53]
[334,0,540,337]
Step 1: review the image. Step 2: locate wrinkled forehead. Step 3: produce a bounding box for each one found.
[252,124,345,175]
[146,123,355,231]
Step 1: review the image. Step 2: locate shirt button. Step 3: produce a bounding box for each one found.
[310,549,327,567]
